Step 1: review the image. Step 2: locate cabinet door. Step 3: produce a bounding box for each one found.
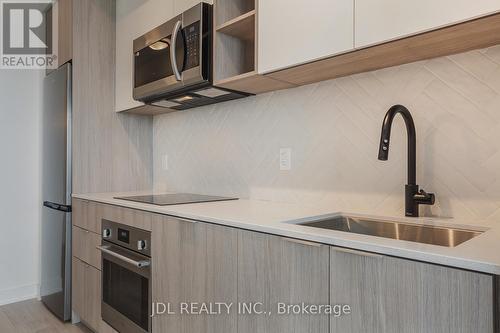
[152,215,238,333]
[238,231,329,333]
[84,264,102,332]
[330,247,494,333]
[355,0,500,48]
[72,257,85,318]
[72,257,102,332]
[56,0,73,66]
[44,0,72,70]
[258,0,354,74]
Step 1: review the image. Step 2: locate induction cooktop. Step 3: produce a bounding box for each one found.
[114,193,238,206]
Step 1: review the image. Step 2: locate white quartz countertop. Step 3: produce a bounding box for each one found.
[73,191,500,275]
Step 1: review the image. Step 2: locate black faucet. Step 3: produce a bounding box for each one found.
[378,105,435,217]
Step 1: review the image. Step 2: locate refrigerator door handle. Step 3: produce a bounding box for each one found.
[43,201,72,213]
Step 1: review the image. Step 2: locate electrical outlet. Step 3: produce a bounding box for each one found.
[162,154,169,171]
[280,148,292,171]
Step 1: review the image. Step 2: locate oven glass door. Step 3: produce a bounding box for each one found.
[134,32,185,89]
[102,253,150,331]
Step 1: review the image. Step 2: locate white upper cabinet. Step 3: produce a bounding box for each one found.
[257,0,354,74]
[355,0,500,48]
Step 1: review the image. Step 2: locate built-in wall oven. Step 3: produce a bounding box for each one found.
[98,220,152,333]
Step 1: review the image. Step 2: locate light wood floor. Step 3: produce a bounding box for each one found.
[0,299,90,333]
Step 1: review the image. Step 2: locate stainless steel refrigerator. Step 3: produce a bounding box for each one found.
[40,63,72,321]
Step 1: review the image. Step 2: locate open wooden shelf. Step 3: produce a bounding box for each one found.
[214,32,255,80]
[216,10,255,40]
[213,0,295,95]
[214,0,256,83]
[215,70,257,86]
[215,0,255,25]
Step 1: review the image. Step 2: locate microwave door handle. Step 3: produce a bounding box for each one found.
[97,245,151,268]
[170,20,182,81]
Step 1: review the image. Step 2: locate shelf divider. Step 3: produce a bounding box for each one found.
[216,10,256,40]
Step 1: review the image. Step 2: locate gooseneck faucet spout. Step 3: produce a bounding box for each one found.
[378,105,417,185]
[378,105,435,217]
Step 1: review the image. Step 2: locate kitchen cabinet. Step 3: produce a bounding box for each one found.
[55,0,72,66]
[72,225,101,269]
[238,230,329,333]
[213,0,296,94]
[93,201,153,231]
[152,215,238,333]
[72,257,102,332]
[45,0,72,69]
[257,0,354,74]
[72,199,100,234]
[330,247,494,333]
[72,198,153,233]
[355,0,500,48]
[73,199,154,333]
[72,200,498,333]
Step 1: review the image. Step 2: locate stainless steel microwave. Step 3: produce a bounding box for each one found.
[133,2,212,102]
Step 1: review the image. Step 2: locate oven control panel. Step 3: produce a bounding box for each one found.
[101,219,151,256]
[184,21,200,70]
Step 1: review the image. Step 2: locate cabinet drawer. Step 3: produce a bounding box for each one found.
[73,199,100,234]
[73,199,153,233]
[93,202,153,231]
[72,226,101,270]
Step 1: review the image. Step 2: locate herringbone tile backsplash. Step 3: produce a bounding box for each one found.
[154,46,500,222]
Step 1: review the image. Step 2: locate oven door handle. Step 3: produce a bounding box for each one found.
[97,245,151,268]
[170,20,183,81]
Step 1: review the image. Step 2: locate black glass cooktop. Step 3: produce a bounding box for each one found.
[114,193,238,206]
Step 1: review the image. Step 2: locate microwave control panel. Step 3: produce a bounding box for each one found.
[184,22,200,70]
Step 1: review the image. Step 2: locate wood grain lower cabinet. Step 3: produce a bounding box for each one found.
[72,257,85,318]
[72,257,102,332]
[72,225,101,269]
[152,215,238,333]
[73,199,100,234]
[238,230,329,333]
[330,247,494,333]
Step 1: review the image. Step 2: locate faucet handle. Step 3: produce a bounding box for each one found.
[414,189,435,205]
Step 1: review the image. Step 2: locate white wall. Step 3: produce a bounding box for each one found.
[154,45,500,223]
[0,69,43,305]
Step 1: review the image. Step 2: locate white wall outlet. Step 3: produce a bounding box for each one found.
[162,154,169,171]
[280,148,292,171]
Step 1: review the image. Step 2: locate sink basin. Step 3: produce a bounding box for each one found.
[297,215,484,247]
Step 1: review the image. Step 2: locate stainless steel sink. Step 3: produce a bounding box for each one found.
[298,215,484,247]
